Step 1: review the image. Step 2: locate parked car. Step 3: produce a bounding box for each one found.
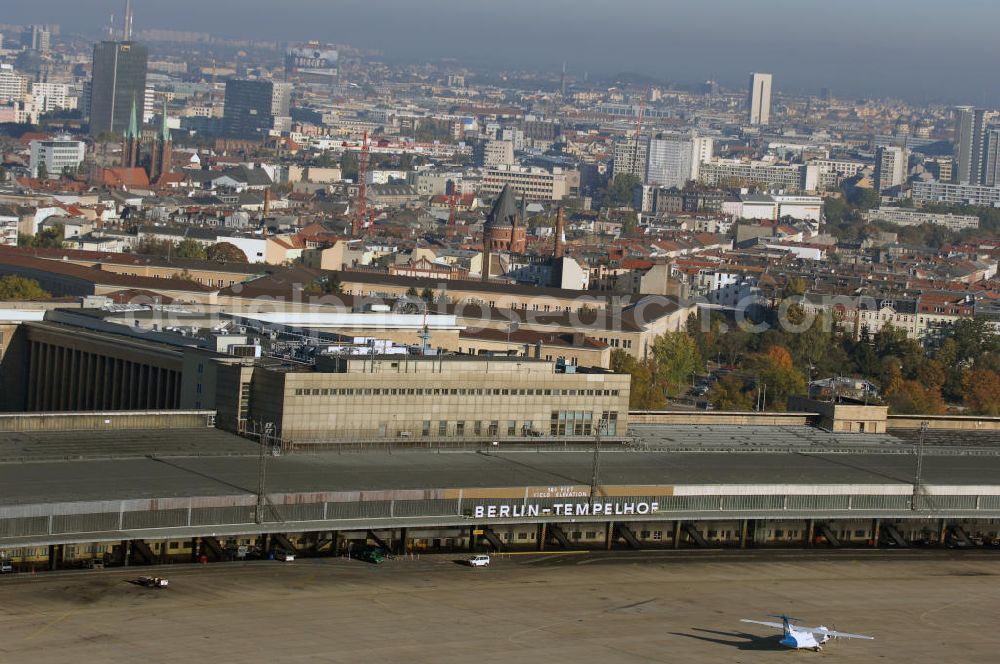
[357,547,385,564]
[0,559,13,574]
[274,550,295,562]
[468,554,491,568]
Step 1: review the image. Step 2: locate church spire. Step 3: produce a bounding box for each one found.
[126,96,138,139]
[160,99,171,142]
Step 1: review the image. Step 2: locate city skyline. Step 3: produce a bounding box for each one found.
[7,0,1000,104]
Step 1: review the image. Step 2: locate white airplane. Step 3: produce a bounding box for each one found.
[740,614,874,651]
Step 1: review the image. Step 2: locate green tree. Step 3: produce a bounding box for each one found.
[604,173,641,208]
[848,186,881,211]
[707,374,754,411]
[823,196,848,226]
[419,287,434,303]
[206,242,248,263]
[611,349,666,410]
[133,238,176,258]
[175,239,208,260]
[0,275,50,300]
[650,331,703,397]
[36,162,48,179]
[19,224,64,249]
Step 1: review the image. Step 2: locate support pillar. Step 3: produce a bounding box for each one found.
[537,523,546,551]
[807,519,815,548]
[872,519,880,548]
[468,526,476,552]
[190,537,200,563]
[673,521,682,549]
[122,540,131,567]
[397,527,408,555]
[605,522,614,550]
[740,519,748,549]
[48,544,58,571]
[332,531,341,556]
[939,519,948,547]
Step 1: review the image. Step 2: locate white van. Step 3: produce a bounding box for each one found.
[468,554,490,568]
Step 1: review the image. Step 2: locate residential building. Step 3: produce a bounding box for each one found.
[863,207,979,231]
[698,159,819,192]
[271,81,292,116]
[30,82,74,113]
[613,138,647,181]
[0,70,27,102]
[89,41,148,136]
[747,72,773,126]
[480,139,515,168]
[912,180,1000,206]
[874,145,908,192]
[954,106,988,184]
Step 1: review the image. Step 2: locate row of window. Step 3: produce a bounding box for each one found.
[408,411,621,438]
[550,410,619,436]
[293,387,621,398]
[598,337,632,348]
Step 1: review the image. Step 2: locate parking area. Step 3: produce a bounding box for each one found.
[0,550,997,663]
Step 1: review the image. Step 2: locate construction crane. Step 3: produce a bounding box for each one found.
[352,130,370,237]
[630,86,650,179]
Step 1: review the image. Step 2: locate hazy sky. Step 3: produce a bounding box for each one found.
[9,0,1000,103]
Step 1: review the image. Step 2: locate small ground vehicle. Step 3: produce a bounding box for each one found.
[274,550,295,562]
[0,559,13,573]
[85,558,105,570]
[468,554,491,568]
[356,547,385,564]
[136,576,168,588]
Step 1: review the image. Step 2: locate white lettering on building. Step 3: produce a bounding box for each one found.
[474,501,660,519]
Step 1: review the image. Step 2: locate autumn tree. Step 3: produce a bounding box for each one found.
[962,368,1000,416]
[750,346,807,410]
[206,242,248,263]
[0,275,51,301]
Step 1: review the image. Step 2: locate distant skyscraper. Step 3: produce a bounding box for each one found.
[223,79,275,140]
[89,40,148,136]
[874,145,908,193]
[747,72,772,126]
[954,106,989,185]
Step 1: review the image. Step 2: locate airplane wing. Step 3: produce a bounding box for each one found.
[798,626,874,640]
[739,619,786,631]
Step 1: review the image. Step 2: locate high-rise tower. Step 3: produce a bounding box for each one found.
[89,2,147,136]
[747,72,773,126]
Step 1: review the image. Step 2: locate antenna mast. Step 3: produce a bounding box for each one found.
[123,0,134,41]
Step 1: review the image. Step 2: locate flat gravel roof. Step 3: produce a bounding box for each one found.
[1,450,998,506]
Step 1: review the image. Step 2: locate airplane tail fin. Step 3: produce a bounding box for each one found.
[768,614,800,637]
